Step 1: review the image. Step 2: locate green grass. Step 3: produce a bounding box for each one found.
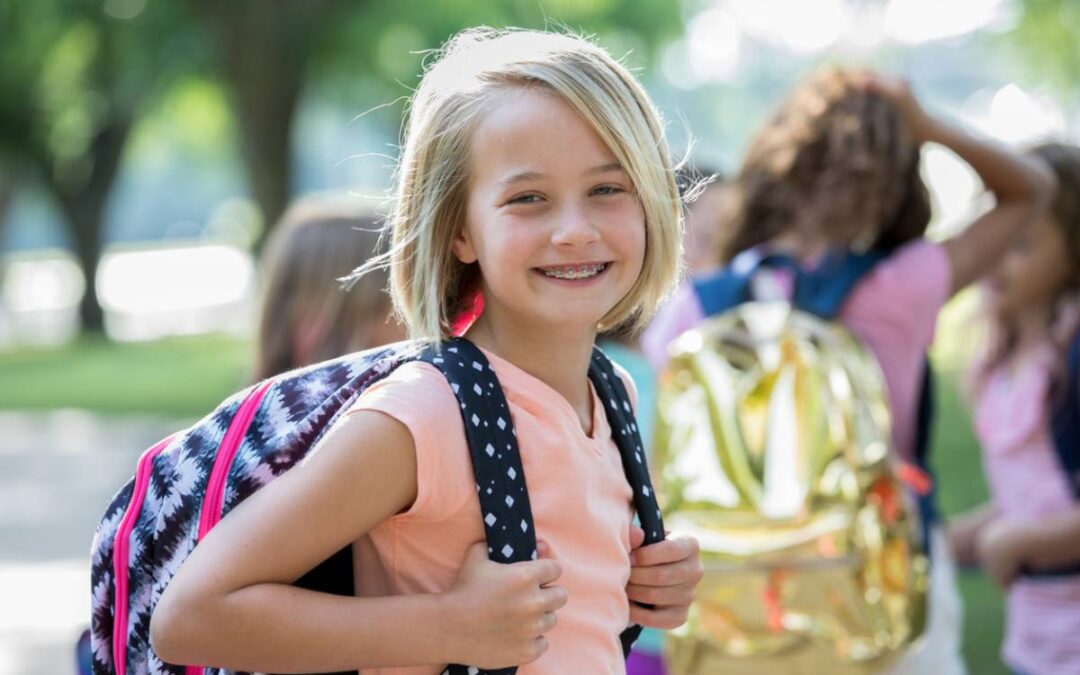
[0,333,252,417]
[0,324,1011,672]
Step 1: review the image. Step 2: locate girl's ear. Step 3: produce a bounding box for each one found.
[452,226,478,264]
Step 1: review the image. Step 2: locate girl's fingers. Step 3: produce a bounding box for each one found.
[626,580,698,607]
[629,555,705,587]
[539,585,568,612]
[538,610,557,633]
[630,534,700,567]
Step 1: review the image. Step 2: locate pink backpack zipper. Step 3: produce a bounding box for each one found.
[112,380,273,675]
[111,435,173,675]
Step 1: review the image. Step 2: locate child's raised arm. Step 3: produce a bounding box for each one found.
[864,75,1057,296]
[150,410,566,672]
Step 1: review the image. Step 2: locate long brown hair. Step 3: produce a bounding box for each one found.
[720,68,930,263]
[973,142,1080,394]
[255,198,393,380]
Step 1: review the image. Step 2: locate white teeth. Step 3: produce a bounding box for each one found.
[541,263,606,280]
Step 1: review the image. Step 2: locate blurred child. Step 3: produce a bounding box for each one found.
[948,142,1080,675]
[254,197,404,380]
[642,69,1055,674]
[149,28,701,674]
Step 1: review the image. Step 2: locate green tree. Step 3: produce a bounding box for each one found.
[0,0,201,332]
[1006,0,1080,95]
[186,0,684,248]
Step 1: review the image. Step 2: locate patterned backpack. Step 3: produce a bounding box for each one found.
[90,337,664,675]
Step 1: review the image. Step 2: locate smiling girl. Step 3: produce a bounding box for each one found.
[148,28,703,675]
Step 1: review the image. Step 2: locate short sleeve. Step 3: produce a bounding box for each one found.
[345,361,472,522]
[641,282,708,371]
[847,240,953,348]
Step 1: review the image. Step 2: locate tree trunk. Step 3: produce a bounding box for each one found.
[203,6,308,251]
[50,120,131,335]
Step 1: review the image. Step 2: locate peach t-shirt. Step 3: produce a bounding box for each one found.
[346,348,638,675]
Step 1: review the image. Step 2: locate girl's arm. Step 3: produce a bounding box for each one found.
[150,409,565,672]
[976,506,1080,587]
[1015,505,1080,570]
[864,76,1057,297]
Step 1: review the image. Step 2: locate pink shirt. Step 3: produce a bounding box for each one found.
[974,343,1080,675]
[346,349,637,675]
[642,240,952,461]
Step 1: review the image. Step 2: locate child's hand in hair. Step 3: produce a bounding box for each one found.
[626,527,704,629]
[858,73,934,143]
[446,540,567,668]
[976,517,1028,588]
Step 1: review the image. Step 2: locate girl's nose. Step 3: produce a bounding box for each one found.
[551,207,600,247]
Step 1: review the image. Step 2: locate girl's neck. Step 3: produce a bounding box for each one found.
[464,312,598,435]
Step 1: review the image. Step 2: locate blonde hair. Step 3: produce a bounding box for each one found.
[256,197,393,379]
[351,27,682,341]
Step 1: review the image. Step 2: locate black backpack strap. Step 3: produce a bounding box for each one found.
[422,338,666,668]
[588,346,666,656]
[420,338,536,675]
[1052,329,1080,497]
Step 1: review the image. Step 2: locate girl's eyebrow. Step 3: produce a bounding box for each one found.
[497,162,625,188]
[587,162,625,176]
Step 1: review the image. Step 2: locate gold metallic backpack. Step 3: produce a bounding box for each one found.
[654,252,929,675]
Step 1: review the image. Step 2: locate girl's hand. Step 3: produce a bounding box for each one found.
[976,518,1028,588]
[444,541,567,669]
[946,518,982,569]
[945,503,998,569]
[626,527,704,629]
[857,73,935,143]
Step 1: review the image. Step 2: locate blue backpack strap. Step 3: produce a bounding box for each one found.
[912,358,939,551]
[1052,329,1080,497]
[693,249,888,319]
[790,250,888,319]
[692,267,755,317]
[588,346,667,657]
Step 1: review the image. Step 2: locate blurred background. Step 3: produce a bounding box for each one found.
[0,0,1077,673]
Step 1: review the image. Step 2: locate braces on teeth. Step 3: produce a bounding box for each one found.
[542,264,606,280]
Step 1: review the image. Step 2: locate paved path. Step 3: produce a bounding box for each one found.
[0,410,187,675]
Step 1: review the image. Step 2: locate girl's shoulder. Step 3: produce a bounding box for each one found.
[845,238,952,324]
[348,359,459,422]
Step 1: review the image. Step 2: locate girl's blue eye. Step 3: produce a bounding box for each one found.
[593,185,625,196]
[509,194,541,205]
